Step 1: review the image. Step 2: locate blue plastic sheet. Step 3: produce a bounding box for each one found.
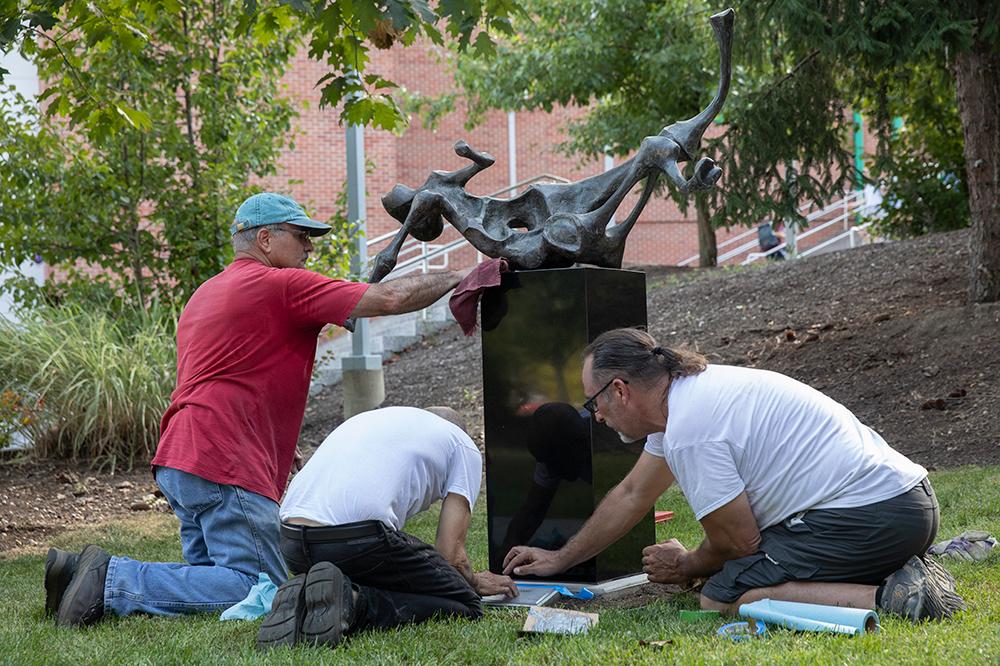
[220,573,278,621]
[514,583,595,600]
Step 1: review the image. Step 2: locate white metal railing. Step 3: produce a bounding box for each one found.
[740,190,868,265]
[678,190,870,267]
[677,226,758,267]
[366,173,572,281]
[677,195,842,267]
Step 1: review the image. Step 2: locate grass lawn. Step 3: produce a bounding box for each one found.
[2,467,999,665]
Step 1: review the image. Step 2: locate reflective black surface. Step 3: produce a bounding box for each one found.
[482,267,652,582]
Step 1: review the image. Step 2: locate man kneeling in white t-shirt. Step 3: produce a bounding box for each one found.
[503,328,965,622]
[257,406,517,650]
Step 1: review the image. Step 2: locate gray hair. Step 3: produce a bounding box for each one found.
[231,224,282,252]
[424,406,468,433]
[584,328,707,388]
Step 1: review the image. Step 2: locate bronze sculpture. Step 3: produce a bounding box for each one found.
[369,8,734,282]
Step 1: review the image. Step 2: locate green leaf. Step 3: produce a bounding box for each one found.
[279,0,313,14]
[1,16,21,45]
[26,11,59,30]
[370,96,404,130]
[472,30,495,57]
[351,0,383,35]
[114,104,152,131]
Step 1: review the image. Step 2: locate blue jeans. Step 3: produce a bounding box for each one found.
[104,466,288,617]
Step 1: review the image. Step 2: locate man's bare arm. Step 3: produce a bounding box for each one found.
[503,452,674,576]
[436,493,476,584]
[350,269,472,318]
[682,492,761,577]
[436,492,518,597]
[642,492,761,584]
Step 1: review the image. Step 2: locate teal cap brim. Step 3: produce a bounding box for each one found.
[288,218,333,237]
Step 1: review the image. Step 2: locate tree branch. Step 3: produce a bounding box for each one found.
[759,49,821,101]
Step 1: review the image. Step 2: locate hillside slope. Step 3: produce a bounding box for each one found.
[303,229,999,467]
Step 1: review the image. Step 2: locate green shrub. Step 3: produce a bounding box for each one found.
[0,304,176,471]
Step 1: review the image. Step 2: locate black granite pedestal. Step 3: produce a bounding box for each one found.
[481,267,653,583]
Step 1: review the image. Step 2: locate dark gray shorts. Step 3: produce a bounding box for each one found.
[701,478,939,604]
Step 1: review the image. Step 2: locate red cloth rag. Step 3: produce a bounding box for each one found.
[449,258,509,335]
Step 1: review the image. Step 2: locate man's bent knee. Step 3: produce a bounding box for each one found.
[699,593,737,615]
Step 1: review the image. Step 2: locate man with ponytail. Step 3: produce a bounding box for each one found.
[503,327,963,623]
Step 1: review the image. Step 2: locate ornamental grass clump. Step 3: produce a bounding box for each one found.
[0,305,176,471]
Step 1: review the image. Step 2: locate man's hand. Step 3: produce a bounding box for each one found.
[642,538,690,584]
[292,447,305,472]
[473,572,518,598]
[502,546,566,577]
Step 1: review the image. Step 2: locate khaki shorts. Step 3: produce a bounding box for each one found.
[701,478,939,604]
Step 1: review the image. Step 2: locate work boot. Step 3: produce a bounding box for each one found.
[55,544,111,627]
[44,548,80,616]
[257,573,307,650]
[878,555,965,621]
[300,562,356,648]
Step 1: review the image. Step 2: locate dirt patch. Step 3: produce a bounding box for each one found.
[0,460,168,553]
[2,228,998,554]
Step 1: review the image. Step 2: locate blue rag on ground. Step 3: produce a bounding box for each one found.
[219,573,278,621]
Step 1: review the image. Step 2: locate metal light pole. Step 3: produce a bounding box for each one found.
[507,111,517,195]
[339,111,385,419]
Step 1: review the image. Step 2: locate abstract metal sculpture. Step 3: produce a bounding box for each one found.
[369,8,734,282]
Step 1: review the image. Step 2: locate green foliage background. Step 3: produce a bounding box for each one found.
[0,0,302,311]
[1,0,525,132]
[867,62,970,237]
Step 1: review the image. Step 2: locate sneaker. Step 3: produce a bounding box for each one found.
[257,573,307,650]
[44,548,80,616]
[878,555,965,622]
[55,544,111,627]
[300,562,355,648]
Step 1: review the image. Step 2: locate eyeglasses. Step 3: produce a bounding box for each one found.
[583,377,627,415]
[270,226,311,244]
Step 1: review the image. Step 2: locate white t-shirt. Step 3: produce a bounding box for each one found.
[643,365,926,530]
[280,407,483,531]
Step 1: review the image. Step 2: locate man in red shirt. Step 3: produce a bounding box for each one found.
[46,192,476,626]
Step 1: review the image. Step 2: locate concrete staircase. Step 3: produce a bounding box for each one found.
[309,294,455,395]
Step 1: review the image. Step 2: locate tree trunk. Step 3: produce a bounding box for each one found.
[695,192,718,267]
[954,27,1000,303]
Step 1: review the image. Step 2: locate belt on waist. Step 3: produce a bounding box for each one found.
[280,519,382,543]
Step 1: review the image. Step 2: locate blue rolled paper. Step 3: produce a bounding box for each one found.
[738,599,879,636]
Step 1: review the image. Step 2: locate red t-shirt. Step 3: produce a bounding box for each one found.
[151,258,369,502]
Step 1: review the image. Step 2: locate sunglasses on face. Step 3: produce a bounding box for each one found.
[272,226,311,244]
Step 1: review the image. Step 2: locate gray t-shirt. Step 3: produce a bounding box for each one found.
[280,407,482,530]
[644,365,926,530]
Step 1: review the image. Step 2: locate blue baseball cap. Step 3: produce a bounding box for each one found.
[230,192,332,237]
